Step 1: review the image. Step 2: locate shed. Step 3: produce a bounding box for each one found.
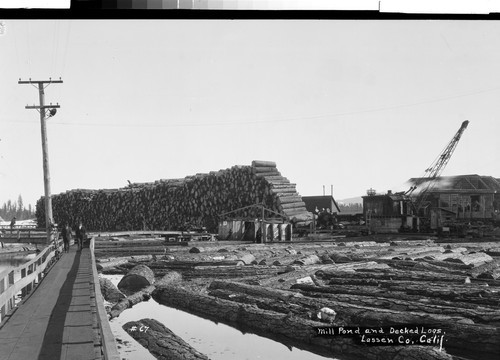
[218,204,292,242]
[302,195,341,214]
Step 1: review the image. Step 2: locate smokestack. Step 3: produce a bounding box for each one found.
[331,185,333,197]
[323,185,325,196]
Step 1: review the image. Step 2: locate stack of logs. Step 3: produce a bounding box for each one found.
[36,160,311,232]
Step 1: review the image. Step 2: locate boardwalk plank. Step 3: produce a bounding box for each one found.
[0,247,99,360]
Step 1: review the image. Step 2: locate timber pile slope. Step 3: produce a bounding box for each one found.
[35,160,312,231]
[99,236,500,360]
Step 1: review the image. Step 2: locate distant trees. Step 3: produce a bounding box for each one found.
[338,203,363,214]
[0,195,35,221]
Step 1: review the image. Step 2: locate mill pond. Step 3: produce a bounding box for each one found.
[104,274,333,360]
[97,234,500,360]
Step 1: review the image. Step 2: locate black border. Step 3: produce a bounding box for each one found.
[2,6,500,20]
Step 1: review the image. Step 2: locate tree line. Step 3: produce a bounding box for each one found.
[337,202,363,214]
[0,195,35,221]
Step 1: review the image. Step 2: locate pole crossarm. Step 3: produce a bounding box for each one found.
[18,79,63,84]
[25,105,61,109]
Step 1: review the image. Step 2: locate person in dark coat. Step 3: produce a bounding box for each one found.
[10,217,16,233]
[75,222,86,251]
[61,223,72,253]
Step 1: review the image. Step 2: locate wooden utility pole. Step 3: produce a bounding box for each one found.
[18,78,63,244]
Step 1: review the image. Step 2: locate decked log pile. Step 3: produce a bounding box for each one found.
[36,160,311,231]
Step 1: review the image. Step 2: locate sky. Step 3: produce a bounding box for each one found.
[1,20,499,208]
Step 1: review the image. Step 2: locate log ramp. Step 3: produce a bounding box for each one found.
[100,237,500,360]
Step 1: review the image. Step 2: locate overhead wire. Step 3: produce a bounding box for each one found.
[30,84,500,128]
[51,21,58,76]
[13,21,20,73]
[54,21,61,77]
[61,20,72,78]
[6,83,500,129]
[25,22,32,75]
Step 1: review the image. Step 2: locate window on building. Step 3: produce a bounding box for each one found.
[440,194,450,208]
[471,195,481,211]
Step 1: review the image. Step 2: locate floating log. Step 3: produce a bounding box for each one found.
[470,259,500,278]
[110,285,156,319]
[99,277,126,303]
[236,253,256,265]
[380,282,500,307]
[316,268,469,284]
[315,261,391,273]
[95,257,130,270]
[117,264,155,296]
[291,284,500,325]
[328,252,352,263]
[123,319,209,360]
[477,268,500,280]
[419,258,473,271]
[319,254,334,264]
[155,271,182,286]
[443,252,494,267]
[293,254,321,266]
[174,265,280,280]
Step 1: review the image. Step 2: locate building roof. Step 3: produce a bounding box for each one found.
[408,175,500,193]
[302,195,341,213]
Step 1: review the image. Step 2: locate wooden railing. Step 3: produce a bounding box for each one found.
[0,238,63,325]
[0,224,37,230]
[89,237,120,360]
[0,227,58,244]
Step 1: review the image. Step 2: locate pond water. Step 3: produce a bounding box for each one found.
[104,275,337,360]
[0,252,37,275]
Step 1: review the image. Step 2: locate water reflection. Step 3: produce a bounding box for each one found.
[104,275,336,360]
[0,252,36,274]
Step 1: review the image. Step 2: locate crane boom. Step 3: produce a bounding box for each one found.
[409,120,469,212]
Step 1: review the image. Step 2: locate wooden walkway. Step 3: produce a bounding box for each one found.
[0,245,116,360]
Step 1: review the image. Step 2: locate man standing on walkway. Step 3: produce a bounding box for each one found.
[61,223,71,253]
[75,221,86,251]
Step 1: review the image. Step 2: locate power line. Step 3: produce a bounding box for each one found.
[6,83,500,129]
[61,21,72,78]
[34,83,500,128]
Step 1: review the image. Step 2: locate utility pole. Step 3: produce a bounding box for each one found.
[18,78,63,244]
